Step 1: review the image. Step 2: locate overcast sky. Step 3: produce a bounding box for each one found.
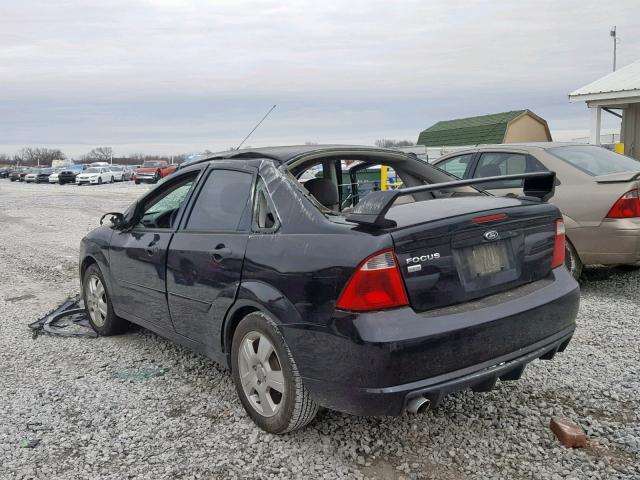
[2,0,640,158]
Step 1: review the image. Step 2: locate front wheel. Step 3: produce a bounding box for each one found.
[97,177,102,185]
[231,312,318,434]
[110,176,115,183]
[82,264,128,335]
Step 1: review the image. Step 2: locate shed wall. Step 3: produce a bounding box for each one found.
[504,114,551,143]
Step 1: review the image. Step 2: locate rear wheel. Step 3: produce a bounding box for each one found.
[565,239,583,280]
[82,264,128,335]
[231,312,318,434]
[614,264,640,272]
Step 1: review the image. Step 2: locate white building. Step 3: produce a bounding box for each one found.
[569,59,640,159]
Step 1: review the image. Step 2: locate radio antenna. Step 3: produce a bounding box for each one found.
[235,104,277,150]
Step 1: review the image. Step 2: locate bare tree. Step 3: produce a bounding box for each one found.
[374,139,415,148]
[83,147,113,163]
[13,147,65,166]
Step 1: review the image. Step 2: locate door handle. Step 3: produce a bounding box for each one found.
[210,244,232,261]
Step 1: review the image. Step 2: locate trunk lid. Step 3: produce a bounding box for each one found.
[594,171,640,183]
[389,197,558,312]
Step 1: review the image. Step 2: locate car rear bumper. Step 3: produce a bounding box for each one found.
[283,267,579,416]
[570,218,640,265]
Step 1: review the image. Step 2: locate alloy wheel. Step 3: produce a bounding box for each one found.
[85,274,108,327]
[237,331,285,417]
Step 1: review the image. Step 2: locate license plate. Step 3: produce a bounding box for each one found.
[469,242,510,277]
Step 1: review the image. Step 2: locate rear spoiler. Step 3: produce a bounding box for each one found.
[346,171,556,228]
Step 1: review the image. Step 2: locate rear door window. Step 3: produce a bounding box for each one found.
[186,169,253,231]
[436,154,474,178]
[472,152,547,188]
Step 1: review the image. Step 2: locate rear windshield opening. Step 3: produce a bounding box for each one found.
[548,145,640,177]
[287,153,484,216]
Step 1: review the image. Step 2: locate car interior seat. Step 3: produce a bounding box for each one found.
[477,164,502,177]
[304,178,339,210]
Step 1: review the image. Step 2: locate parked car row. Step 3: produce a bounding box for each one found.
[3,161,178,185]
[1,163,159,185]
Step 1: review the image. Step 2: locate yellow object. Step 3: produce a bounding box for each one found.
[380,165,388,191]
[380,165,403,190]
[614,143,625,154]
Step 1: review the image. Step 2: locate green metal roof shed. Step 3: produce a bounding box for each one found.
[417,110,551,147]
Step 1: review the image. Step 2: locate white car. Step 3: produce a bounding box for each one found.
[48,168,65,184]
[76,167,114,185]
[108,165,125,181]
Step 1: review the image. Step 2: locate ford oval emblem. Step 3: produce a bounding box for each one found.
[483,230,500,241]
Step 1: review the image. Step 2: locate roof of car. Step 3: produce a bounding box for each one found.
[435,142,593,159]
[186,144,408,167]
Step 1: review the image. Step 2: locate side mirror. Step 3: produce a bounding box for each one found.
[100,212,126,228]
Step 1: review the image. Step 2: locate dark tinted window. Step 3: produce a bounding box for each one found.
[187,169,253,231]
[548,145,640,176]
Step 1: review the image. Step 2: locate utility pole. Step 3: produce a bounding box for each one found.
[610,26,617,71]
[110,147,113,165]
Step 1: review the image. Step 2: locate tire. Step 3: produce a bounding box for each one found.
[614,264,640,272]
[135,179,140,185]
[110,176,115,183]
[565,238,583,280]
[98,177,102,185]
[231,312,318,434]
[82,264,128,335]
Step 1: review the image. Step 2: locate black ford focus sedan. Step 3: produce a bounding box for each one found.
[79,145,579,433]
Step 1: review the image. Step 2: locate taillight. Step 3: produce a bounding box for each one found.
[606,189,640,218]
[551,218,566,269]
[336,249,409,312]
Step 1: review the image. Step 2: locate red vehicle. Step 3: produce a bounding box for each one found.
[134,161,176,184]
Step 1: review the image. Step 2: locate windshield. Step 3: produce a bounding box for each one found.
[142,162,163,168]
[548,145,640,176]
[85,168,101,173]
[110,166,123,171]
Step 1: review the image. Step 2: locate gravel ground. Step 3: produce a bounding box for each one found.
[0,180,638,480]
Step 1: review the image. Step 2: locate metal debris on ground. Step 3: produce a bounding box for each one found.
[28,295,97,339]
[19,439,41,449]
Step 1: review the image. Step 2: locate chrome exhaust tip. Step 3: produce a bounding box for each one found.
[406,396,430,414]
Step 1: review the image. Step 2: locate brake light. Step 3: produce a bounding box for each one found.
[606,189,640,218]
[471,213,508,223]
[551,218,566,269]
[336,249,409,312]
